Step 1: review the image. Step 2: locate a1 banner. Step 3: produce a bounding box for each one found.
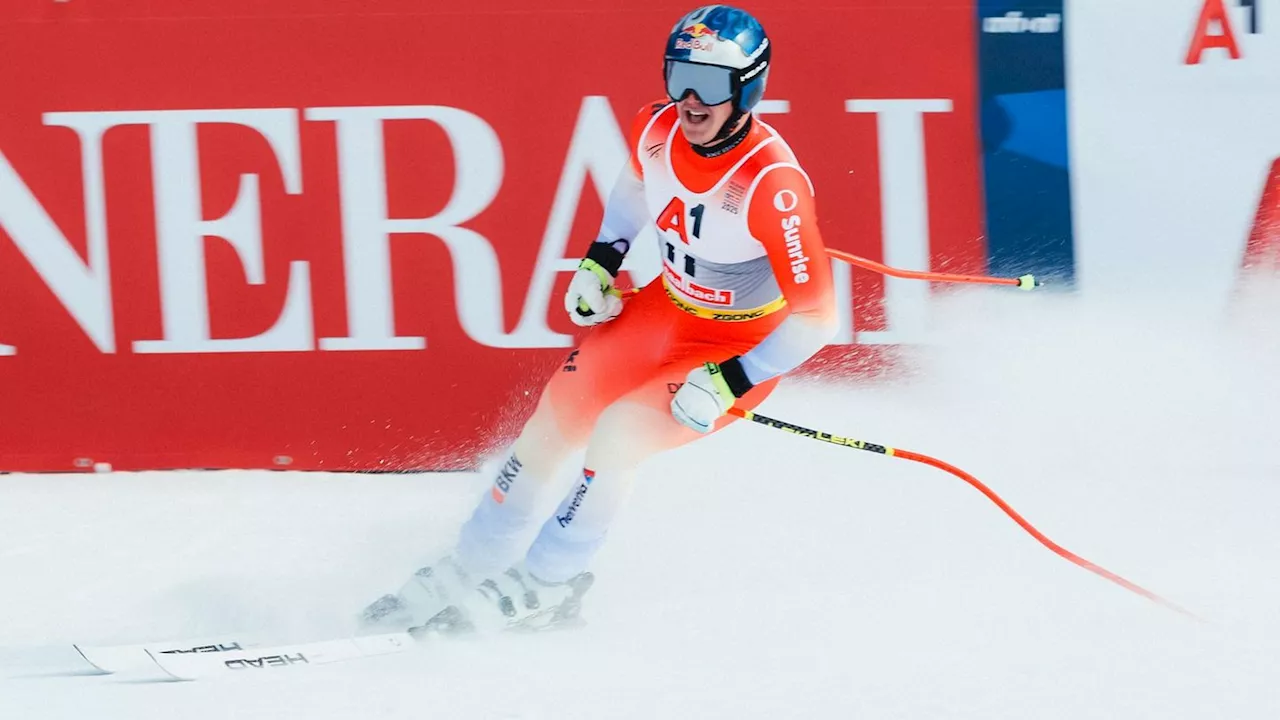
[0,0,984,471]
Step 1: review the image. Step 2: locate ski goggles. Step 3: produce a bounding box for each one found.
[664,60,736,106]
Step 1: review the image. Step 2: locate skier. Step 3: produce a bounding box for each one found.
[363,4,838,634]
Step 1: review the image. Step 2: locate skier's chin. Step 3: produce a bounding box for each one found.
[679,123,718,147]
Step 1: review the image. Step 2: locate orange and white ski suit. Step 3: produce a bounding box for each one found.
[455,102,839,583]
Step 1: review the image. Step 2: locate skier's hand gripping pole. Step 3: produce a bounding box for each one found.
[726,407,1204,622]
[566,242,627,327]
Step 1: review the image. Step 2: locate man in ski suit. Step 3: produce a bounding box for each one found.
[363,4,839,633]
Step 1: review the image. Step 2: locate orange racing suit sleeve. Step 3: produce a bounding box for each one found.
[726,165,839,389]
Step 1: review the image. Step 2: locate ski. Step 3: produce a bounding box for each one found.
[4,605,583,680]
[0,635,260,678]
[145,632,415,681]
[76,636,258,675]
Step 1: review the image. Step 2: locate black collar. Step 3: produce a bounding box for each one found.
[691,115,752,159]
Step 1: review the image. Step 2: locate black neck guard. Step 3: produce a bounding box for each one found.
[691,114,753,159]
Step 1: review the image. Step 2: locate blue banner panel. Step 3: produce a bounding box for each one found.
[977,1,1075,282]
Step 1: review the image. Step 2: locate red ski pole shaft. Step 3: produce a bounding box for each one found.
[726,407,1204,622]
[619,250,1036,294]
[826,249,1040,290]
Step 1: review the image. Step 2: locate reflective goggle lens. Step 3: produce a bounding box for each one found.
[664,60,735,106]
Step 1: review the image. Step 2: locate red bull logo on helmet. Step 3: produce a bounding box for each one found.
[675,22,718,51]
[683,22,715,38]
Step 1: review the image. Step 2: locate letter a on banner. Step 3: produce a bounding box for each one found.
[1243,158,1280,272]
[1186,0,1242,64]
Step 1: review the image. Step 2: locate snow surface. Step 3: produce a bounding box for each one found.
[2,287,1279,719]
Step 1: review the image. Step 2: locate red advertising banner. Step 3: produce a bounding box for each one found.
[0,0,982,472]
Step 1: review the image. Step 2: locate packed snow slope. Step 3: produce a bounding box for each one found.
[2,286,1278,719]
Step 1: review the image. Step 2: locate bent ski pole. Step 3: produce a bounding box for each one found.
[727,407,1203,622]
[826,249,1039,290]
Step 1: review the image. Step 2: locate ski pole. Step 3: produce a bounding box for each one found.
[618,249,1038,291]
[726,407,1204,622]
[826,248,1040,290]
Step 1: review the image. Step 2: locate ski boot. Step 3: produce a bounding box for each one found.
[473,563,596,633]
[359,557,478,637]
[360,559,595,637]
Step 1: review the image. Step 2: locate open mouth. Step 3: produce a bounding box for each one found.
[683,107,710,126]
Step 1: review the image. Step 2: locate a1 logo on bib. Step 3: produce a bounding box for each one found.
[656,197,706,245]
